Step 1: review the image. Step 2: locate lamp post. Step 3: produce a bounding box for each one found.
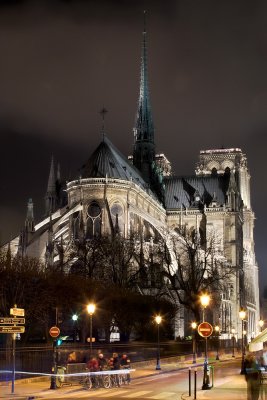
[214,325,220,360]
[239,308,246,375]
[87,303,95,357]
[243,330,247,349]
[200,293,211,390]
[191,322,197,364]
[231,328,235,358]
[259,319,264,332]
[155,315,162,370]
[72,314,78,342]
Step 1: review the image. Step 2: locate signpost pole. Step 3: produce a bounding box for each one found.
[0,305,25,394]
[50,340,57,390]
[49,326,60,390]
[202,336,210,390]
[11,333,16,394]
[197,322,213,390]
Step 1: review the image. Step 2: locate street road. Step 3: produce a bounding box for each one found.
[22,360,249,400]
[26,370,192,399]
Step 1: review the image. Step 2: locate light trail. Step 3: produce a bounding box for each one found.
[0,368,135,378]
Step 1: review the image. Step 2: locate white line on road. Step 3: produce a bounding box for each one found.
[96,389,130,397]
[121,390,153,398]
[147,392,177,399]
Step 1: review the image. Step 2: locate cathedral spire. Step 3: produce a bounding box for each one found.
[134,10,154,143]
[45,156,57,216]
[45,214,54,268]
[133,11,155,183]
[25,198,35,232]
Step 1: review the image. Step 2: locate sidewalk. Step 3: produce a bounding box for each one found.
[181,370,248,400]
[0,353,245,399]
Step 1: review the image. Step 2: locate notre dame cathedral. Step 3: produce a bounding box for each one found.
[4,19,259,340]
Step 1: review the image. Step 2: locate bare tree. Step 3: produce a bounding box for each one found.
[158,228,235,323]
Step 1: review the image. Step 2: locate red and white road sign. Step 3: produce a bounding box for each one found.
[49,326,60,338]
[198,322,213,338]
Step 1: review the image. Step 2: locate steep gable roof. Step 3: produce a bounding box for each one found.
[82,136,148,188]
[164,175,228,210]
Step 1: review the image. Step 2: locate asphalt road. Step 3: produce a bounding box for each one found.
[27,370,192,400]
[18,360,249,400]
[2,358,258,400]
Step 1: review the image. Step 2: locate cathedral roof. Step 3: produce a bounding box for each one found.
[82,136,149,189]
[164,175,228,210]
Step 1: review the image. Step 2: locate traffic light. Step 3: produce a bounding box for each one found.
[56,338,62,346]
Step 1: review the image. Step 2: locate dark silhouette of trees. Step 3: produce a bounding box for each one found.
[158,228,235,323]
[0,242,175,343]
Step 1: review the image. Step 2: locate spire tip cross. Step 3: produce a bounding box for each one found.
[99,107,108,135]
[143,10,147,33]
[100,107,108,119]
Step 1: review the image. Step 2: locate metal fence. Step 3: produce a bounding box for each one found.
[0,341,191,380]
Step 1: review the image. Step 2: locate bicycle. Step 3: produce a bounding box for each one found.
[56,366,66,388]
[81,373,92,390]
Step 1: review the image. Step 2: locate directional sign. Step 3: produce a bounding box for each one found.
[10,308,25,317]
[0,318,25,325]
[198,322,213,338]
[0,326,25,334]
[49,326,60,338]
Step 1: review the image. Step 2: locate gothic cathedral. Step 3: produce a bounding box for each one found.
[5,18,259,340]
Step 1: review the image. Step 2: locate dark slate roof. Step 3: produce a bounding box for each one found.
[164,175,228,210]
[82,136,149,189]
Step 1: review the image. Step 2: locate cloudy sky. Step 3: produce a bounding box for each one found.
[0,0,267,292]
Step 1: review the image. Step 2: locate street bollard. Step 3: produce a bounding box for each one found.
[189,367,191,396]
[210,365,214,387]
[194,368,197,400]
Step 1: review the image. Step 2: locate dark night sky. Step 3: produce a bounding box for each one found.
[0,0,267,292]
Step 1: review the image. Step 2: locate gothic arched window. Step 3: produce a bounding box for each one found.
[211,167,218,176]
[224,167,230,176]
[111,202,124,234]
[72,211,80,239]
[86,202,101,238]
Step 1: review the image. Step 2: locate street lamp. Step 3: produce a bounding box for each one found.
[214,325,220,360]
[200,293,211,390]
[155,315,162,370]
[87,303,95,357]
[191,322,197,364]
[259,319,264,332]
[72,314,78,342]
[239,308,246,375]
[200,294,210,318]
[231,328,235,358]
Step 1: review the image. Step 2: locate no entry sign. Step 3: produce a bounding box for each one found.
[49,326,60,338]
[198,322,213,338]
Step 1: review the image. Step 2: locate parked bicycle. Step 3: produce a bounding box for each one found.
[82,371,111,390]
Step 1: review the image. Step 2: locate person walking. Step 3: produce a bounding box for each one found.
[87,357,99,372]
[244,352,260,400]
[120,353,131,383]
[98,353,108,371]
[86,357,99,388]
[111,352,121,387]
